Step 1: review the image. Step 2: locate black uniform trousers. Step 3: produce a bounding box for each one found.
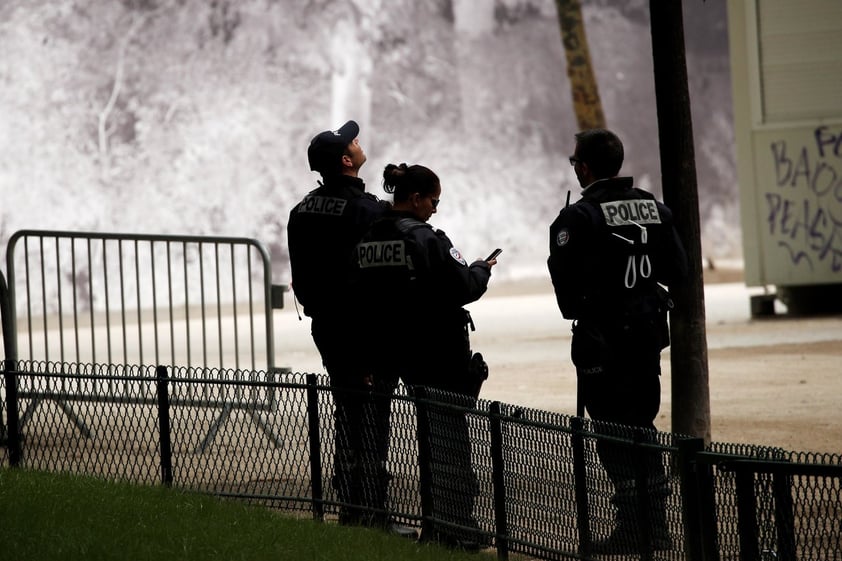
[403,320,482,546]
[573,317,670,531]
[311,314,397,525]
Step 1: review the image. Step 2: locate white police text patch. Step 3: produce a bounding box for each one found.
[556,229,570,246]
[297,195,347,216]
[600,199,661,226]
[450,247,468,265]
[357,240,407,268]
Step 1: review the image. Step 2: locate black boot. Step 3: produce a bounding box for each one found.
[591,484,672,555]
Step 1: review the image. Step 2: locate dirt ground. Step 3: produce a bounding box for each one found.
[471,268,842,455]
[278,265,841,456]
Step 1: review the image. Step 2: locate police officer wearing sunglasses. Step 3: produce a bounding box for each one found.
[548,128,688,555]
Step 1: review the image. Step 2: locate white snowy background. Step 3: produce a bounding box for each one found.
[0,0,739,286]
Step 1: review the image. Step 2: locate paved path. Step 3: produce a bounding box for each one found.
[275,280,842,453]
[276,280,842,375]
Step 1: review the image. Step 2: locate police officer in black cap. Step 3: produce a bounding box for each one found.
[287,121,413,538]
[547,128,688,555]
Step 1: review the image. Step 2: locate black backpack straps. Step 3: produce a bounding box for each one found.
[391,217,435,274]
[394,217,430,235]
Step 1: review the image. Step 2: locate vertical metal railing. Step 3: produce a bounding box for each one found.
[3,230,287,450]
[306,373,325,521]
[0,272,21,467]
[489,401,510,560]
[6,230,277,375]
[413,386,436,543]
[155,364,173,487]
[571,416,592,559]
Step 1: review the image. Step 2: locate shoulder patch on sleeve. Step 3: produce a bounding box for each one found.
[449,247,468,265]
[556,229,570,246]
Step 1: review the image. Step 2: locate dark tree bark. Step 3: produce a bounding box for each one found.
[649,0,711,441]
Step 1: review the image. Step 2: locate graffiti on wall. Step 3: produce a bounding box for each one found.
[766,126,842,273]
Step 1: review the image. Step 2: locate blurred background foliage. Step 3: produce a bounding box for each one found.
[0,0,737,282]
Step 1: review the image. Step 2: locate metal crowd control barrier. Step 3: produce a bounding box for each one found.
[3,230,289,450]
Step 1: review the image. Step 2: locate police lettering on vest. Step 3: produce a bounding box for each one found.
[357,240,407,268]
[297,195,347,216]
[600,199,662,227]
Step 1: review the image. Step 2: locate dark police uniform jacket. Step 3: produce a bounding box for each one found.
[353,210,491,394]
[547,177,688,376]
[287,175,389,319]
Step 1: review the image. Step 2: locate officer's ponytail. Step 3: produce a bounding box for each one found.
[383,163,439,202]
[382,163,409,194]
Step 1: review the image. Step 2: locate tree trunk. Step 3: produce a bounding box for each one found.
[649,0,711,442]
[554,0,606,130]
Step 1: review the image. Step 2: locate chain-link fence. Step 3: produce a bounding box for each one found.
[2,362,840,561]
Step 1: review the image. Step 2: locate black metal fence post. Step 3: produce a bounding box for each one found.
[677,437,706,561]
[1,270,22,468]
[155,365,173,487]
[3,359,22,467]
[772,466,796,561]
[413,386,435,542]
[734,468,760,561]
[305,373,324,521]
[571,416,591,558]
[632,429,654,560]
[488,401,509,561]
[697,455,721,561]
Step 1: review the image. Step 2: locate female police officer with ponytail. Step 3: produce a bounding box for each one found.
[353,163,497,550]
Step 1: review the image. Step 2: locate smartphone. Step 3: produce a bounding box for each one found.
[486,248,503,261]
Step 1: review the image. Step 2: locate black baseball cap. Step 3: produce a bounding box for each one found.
[307,120,359,173]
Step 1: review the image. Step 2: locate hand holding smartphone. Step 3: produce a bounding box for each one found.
[486,248,502,261]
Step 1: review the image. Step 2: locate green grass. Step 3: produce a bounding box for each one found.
[0,468,495,561]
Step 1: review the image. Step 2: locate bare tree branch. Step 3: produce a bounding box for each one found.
[98,16,145,183]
